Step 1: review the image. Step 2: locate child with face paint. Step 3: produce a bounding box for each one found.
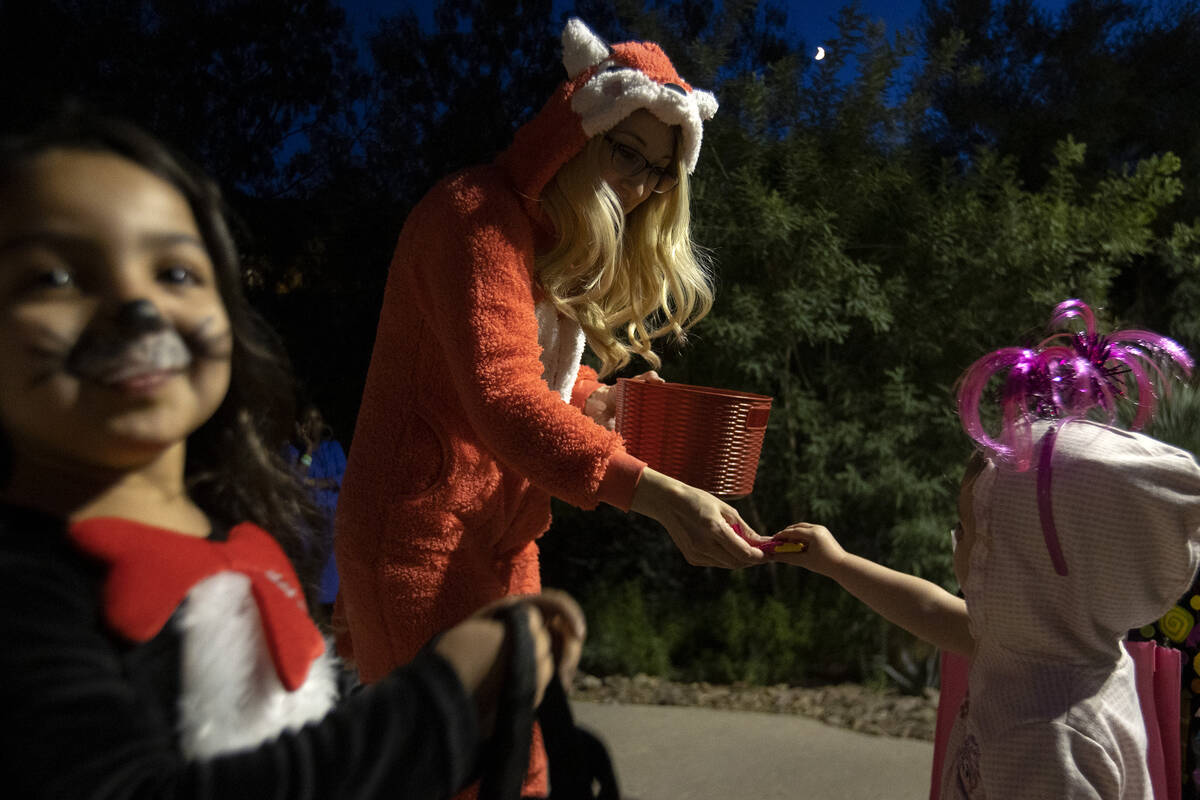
[0,113,585,799]
[763,301,1200,798]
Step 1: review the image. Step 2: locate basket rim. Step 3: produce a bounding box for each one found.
[616,377,772,404]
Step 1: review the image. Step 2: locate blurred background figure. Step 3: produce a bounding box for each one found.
[286,404,346,618]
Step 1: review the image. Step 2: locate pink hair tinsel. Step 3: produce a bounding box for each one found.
[956,300,1192,575]
[957,299,1192,470]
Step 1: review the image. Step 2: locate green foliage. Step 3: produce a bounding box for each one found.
[917,0,1200,335]
[668,574,812,684]
[1156,220,1200,346]
[574,572,821,685]
[577,580,673,677]
[1142,380,1200,459]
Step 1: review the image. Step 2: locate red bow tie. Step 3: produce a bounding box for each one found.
[69,518,325,692]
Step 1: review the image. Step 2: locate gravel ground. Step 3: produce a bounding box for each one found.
[571,673,939,741]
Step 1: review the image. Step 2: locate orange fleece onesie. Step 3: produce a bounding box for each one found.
[334,18,717,797]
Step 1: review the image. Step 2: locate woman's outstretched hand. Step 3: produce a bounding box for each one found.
[630,467,768,568]
[434,589,586,736]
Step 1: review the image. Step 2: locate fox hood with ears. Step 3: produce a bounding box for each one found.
[497,17,718,219]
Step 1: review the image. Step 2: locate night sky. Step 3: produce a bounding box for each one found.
[340,0,1079,58]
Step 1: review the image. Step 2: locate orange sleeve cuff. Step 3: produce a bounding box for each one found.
[596,450,646,511]
[571,378,603,411]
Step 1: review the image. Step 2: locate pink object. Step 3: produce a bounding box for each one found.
[615,379,772,498]
[732,521,791,553]
[928,650,971,800]
[734,522,765,550]
[740,522,773,553]
[1128,641,1182,800]
[928,643,1182,800]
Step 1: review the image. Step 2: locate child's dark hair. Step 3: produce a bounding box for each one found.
[0,111,326,601]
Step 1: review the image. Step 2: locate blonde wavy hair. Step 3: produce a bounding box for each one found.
[535,132,713,378]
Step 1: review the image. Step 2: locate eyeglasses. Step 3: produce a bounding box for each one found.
[604,135,679,193]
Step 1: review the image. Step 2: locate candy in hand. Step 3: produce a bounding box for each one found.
[732,522,808,554]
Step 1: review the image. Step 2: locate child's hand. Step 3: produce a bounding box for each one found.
[433,590,586,736]
[765,522,847,576]
[522,588,586,692]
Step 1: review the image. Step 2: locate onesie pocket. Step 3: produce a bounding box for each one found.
[391,408,451,499]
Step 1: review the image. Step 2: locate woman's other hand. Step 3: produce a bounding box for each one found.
[584,370,664,430]
[629,467,767,568]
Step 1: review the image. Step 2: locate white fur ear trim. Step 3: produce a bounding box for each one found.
[694,89,718,121]
[563,18,610,79]
[570,67,717,173]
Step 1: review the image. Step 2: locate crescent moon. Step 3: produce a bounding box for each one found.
[815,46,826,60]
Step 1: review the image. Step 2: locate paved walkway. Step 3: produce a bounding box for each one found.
[574,700,934,799]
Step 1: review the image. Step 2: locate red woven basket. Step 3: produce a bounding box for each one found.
[614,379,773,499]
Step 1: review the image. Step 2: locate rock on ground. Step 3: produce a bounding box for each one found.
[571,673,939,741]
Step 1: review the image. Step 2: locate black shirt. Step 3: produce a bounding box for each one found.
[0,504,481,799]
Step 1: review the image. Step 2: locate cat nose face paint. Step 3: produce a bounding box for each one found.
[66,305,194,389]
[117,299,167,335]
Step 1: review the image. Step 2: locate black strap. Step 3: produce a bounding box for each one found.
[539,675,620,800]
[477,604,537,800]
[476,602,621,800]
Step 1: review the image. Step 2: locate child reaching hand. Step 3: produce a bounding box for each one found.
[767,300,1200,799]
[0,112,584,799]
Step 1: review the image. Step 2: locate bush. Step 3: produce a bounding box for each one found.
[668,573,812,684]
[578,579,672,677]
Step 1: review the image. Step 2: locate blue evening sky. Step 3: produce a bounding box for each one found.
[340,1,1079,57]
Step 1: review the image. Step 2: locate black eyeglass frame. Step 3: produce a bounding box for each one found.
[603,134,679,194]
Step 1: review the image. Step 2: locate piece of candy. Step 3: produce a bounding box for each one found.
[751,540,808,554]
[732,523,808,555]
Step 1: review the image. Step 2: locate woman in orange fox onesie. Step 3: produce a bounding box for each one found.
[334,17,767,795]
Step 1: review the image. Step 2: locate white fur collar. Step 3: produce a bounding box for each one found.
[175,572,338,759]
[534,299,585,403]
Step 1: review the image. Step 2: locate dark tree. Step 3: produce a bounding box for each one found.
[916,0,1200,337]
[363,0,568,206]
[0,0,379,434]
[0,0,363,195]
